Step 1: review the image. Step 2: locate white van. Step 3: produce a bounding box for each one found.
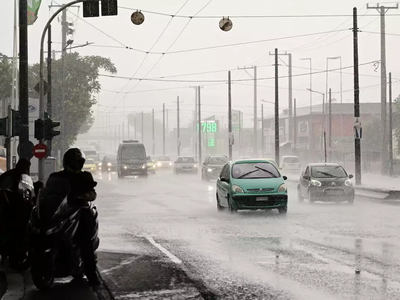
[280,156,301,172]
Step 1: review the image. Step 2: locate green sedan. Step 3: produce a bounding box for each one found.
[216,159,288,214]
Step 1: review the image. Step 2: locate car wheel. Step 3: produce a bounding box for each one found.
[278,206,288,215]
[228,196,237,214]
[216,195,224,212]
[308,191,315,204]
[297,187,304,203]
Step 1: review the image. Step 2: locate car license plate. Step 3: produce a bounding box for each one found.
[326,189,344,196]
[256,197,269,201]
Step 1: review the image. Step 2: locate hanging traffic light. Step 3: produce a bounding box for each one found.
[34,119,44,140]
[44,118,60,141]
[11,109,20,137]
[0,117,7,136]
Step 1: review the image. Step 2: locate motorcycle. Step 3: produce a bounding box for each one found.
[0,174,35,271]
[27,176,99,290]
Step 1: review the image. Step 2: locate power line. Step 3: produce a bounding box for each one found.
[117,6,400,19]
[98,60,379,83]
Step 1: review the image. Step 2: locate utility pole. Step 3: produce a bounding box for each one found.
[176,96,180,156]
[367,3,398,175]
[228,71,233,160]
[163,103,165,155]
[271,51,293,147]
[198,87,202,164]
[274,48,280,165]
[329,88,332,162]
[47,25,53,156]
[122,122,124,140]
[294,98,297,153]
[152,108,155,155]
[389,72,393,177]
[238,66,257,156]
[19,0,30,160]
[134,115,137,139]
[261,104,264,156]
[301,57,313,151]
[353,7,362,185]
[60,9,67,154]
[190,86,198,158]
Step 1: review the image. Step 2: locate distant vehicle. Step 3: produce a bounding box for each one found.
[297,163,355,204]
[0,147,6,171]
[83,158,97,173]
[216,159,288,214]
[79,145,97,157]
[101,154,117,173]
[173,156,198,174]
[202,156,229,181]
[156,156,173,169]
[280,156,301,172]
[117,140,148,178]
[147,157,156,174]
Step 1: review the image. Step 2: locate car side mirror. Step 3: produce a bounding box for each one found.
[283,176,287,180]
[303,175,310,180]
[220,177,229,183]
[349,174,354,179]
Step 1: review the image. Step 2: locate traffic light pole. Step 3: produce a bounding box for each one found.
[38,0,83,181]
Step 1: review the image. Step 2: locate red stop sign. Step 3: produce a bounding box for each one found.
[33,143,48,159]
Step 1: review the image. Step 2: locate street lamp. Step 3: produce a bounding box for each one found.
[306,88,327,163]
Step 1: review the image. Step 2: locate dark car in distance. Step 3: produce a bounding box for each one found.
[202,156,229,181]
[297,163,355,204]
[101,154,117,173]
[173,156,198,174]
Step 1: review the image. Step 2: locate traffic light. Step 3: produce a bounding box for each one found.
[34,119,44,140]
[11,109,20,137]
[0,117,7,136]
[44,118,60,140]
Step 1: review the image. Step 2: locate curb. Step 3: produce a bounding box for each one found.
[95,268,115,300]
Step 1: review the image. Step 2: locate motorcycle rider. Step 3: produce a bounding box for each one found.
[47,148,100,286]
[0,158,33,268]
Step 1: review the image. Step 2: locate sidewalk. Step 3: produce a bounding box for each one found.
[356,173,400,190]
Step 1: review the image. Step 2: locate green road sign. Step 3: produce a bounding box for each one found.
[208,138,215,147]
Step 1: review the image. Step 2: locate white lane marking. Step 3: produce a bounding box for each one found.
[2,273,24,300]
[145,236,182,264]
[100,257,139,274]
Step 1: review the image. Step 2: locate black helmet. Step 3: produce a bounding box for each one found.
[63,148,86,172]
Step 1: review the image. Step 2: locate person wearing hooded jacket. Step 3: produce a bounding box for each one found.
[47,148,100,286]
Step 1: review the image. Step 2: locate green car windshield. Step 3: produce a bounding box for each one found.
[232,162,280,179]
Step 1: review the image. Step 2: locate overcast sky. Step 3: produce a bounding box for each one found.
[1,0,400,132]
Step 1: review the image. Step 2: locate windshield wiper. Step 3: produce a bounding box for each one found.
[255,166,278,178]
[238,169,258,179]
[316,171,336,177]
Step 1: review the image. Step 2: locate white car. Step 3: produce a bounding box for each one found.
[280,156,301,172]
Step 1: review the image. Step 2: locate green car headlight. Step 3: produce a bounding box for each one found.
[232,185,244,193]
[278,184,287,193]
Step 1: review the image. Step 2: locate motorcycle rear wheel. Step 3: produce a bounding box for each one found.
[31,263,55,290]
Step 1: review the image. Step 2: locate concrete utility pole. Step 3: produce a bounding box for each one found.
[61,9,67,154]
[329,88,332,162]
[389,72,393,177]
[353,7,362,185]
[190,86,198,157]
[294,98,297,152]
[274,48,280,165]
[271,51,293,146]
[141,111,144,143]
[198,87,202,164]
[18,0,30,160]
[238,66,257,156]
[261,104,264,156]
[228,71,233,160]
[163,103,165,155]
[152,108,155,155]
[176,96,180,156]
[367,3,398,174]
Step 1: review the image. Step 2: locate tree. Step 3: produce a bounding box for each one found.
[0,54,13,106]
[29,52,116,147]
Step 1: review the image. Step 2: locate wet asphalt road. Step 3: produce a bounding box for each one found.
[94,170,400,300]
